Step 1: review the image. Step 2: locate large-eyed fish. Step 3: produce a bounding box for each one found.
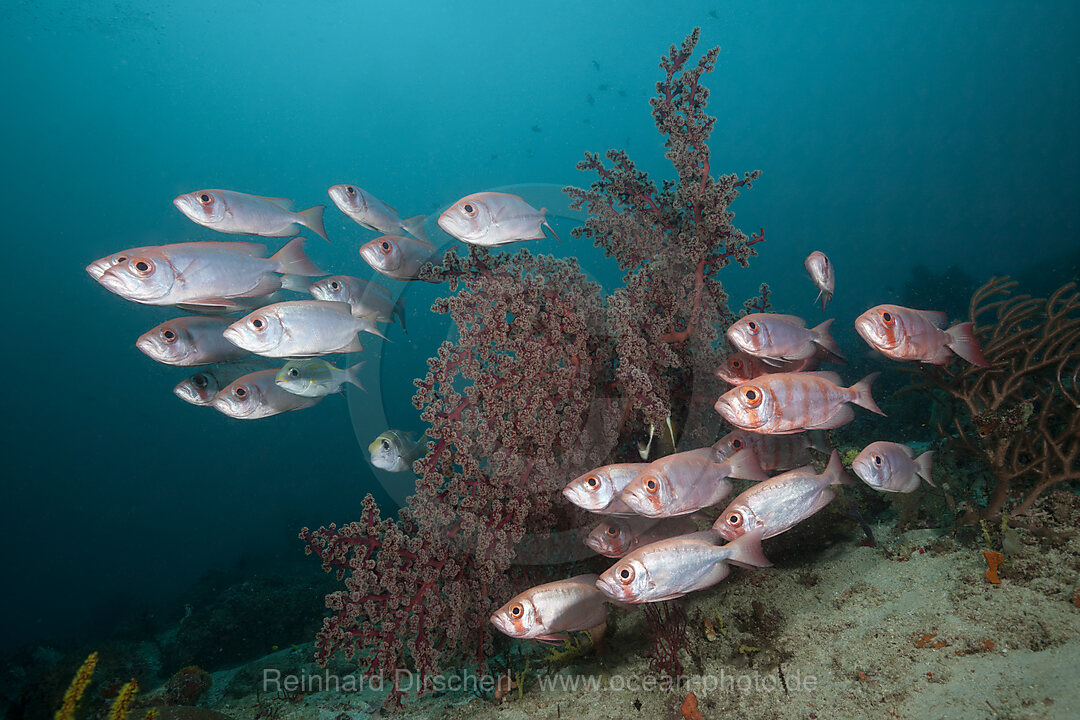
[490,574,609,644]
[804,251,834,311]
[327,184,427,241]
[276,359,365,397]
[211,368,323,419]
[359,235,438,281]
[855,304,988,367]
[711,429,829,472]
[727,313,844,365]
[173,362,272,406]
[620,448,766,518]
[586,516,701,558]
[223,301,366,357]
[714,350,821,386]
[309,275,407,334]
[174,189,328,241]
[137,316,252,366]
[852,441,935,493]
[562,463,650,513]
[437,192,559,246]
[369,430,425,472]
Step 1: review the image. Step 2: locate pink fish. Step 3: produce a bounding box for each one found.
[490,574,609,644]
[714,371,884,435]
[620,448,766,517]
[852,442,935,493]
[585,516,700,558]
[855,304,988,367]
[710,430,829,472]
[804,251,834,311]
[714,450,853,540]
[594,528,771,603]
[562,463,649,514]
[727,313,844,365]
[714,351,821,385]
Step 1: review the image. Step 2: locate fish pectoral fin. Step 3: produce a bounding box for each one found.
[230,273,283,299]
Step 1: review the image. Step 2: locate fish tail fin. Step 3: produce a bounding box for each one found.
[394,297,408,334]
[823,449,856,486]
[270,237,324,276]
[850,372,886,416]
[401,214,428,243]
[945,322,989,367]
[915,451,936,487]
[810,318,845,360]
[540,208,562,242]
[298,205,329,241]
[725,448,768,483]
[279,274,312,292]
[724,527,772,569]
[819,289,832,312]
[345,361,366,391]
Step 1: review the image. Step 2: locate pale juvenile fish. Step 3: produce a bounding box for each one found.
[727,313,844,365]
[562,463,650,513]
[595,529,770,604]
[710,430,829,473]
[309,275,407,333]
[437,192,559,246]
[804,251,834,311]
[714,450,853,540]
[620,448,766,518]
[276,359,365,397]
[89,239,323,308]
[369,430,426,472]
[174,189,328,241]
[224,301,366,357]
[490,574,609,644]
[586,516,700,558]
[852,441,935,493]
[327,184,428,241]
[714,371,884,435]
[137,316,252,366]
[173,362,271,406]
[855,304,988,367]
[714,351,820,385]
[211,368,323,419]
[359,235,439,281]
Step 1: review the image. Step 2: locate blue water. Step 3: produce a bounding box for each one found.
[1,0,1077,658]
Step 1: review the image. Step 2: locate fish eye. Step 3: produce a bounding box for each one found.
[192,374,208,388]
[131,258,155,276]
[251,317,265,330]
[727,512,743,528]
[381,439,390,450]
[747,320,758,332]
[732,438,744,449]
[585,476,600,489]
[616,565,635,584]
[462,203,477,217]
[380,241,392,252]
[644,477,659,494]
[234,386,248,399]
[345,186,356,197]
[115,255,127,263]
[199,193,212,205]
[330,281,340,290]
[605,525,619,537]
[509,603,523,618]
[288,367,299,377]
[742,387,763,407]
[873,454,883,466]
[881,310,894,325]
[731,359,742,369]
[161,328,177,343]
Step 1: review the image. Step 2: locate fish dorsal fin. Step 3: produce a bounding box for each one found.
[766,313,807,328]
[260,196,296,211]
[916,309,949,328]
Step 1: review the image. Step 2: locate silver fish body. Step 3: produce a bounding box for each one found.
[620,448,765,518]
[137,316,251,366]
[804,251,834,311]
[173,361,272,406]
[223,301,365,357]
[437,192,558,246]
[327,184,427,241]
[490,574,609,643]
[368,430,424,472]
[276,359,365,397]
[595,529,770,604]
[852,441,935,493]
[358,235,438,281]
[211,368,322,419]
[174,189,328,240]
[309,275,406,332]
[562,463,650,513]
[727,313,844,364]
[586,516,701,558]
[90,239,323,307]
[714,450,852,540]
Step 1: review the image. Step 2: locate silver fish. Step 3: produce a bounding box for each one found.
[804,251,834,311]
[727,313,844,365]
[710,430,829,472]
[359,235,438,281]
[327,184,427,241]
[714,450,853,540]
[852,442,935,493]
[437,192,559,246]
[174,189,328,240]
[89,239,323,307]
[595,529,770,604]
[562,463,650,513]
[173,362,272,406]
[586,516,700,558]
[620,448,766,518]
[309,275,407,333]
[211,368,322,419]
[368,430,425,473]
[86,246,154,280]
[137,316,251,366]
[491,574,609,643]
[224,301,366,358]
[276,359,365,397]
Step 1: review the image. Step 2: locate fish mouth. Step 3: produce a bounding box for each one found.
[594,576,629,602]
[212,395,250,418]
[358,243,382,269]
[854,316,888,348]
[135,336,161,360]
[622,489,660,517]
[435,210,469,241]
[174,382,210,405]
[221,326,249,350]
[86,260,111,280]
[489,614,517,637]
[850,458,875,486]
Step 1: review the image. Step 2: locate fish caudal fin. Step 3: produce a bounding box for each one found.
[810,318,845,361]
[298,205,329,241]
[822,449,855,486]
[945,322,989,367]
[394,297,408,334]
[915,451,936,487]
[540,209,562,242]
[401,214,429,243]
[345,361,366,392]
[850,372,886,416]
[818,289,833,312]
[724,527,772,569]
[725,448,768,483]
[271,237,325,276]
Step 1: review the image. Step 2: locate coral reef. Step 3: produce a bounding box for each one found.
[299,27,767,703]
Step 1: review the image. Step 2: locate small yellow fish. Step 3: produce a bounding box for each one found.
[368,430,425,472]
